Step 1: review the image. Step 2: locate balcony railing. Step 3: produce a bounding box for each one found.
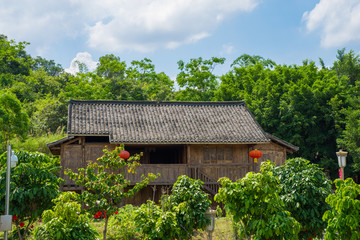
[61,163,253,190]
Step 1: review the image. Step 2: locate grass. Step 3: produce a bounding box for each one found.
[91,217,233,240]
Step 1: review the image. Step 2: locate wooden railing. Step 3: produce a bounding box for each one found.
[124,164,188,185]
[125,163,252,184]
[62,163,253,193]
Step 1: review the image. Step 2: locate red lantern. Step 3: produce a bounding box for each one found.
[249,149,262,163]
[119,150,130,160]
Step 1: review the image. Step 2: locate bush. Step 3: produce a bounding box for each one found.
[323,178,360,240]
[272,158,332,239]
[0,150,61,240]
[215,161,301,239]
[34,192,98,240]
[135,175,211,240]
[107,205,142,240]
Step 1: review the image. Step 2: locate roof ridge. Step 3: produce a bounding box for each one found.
[69,99,245,105]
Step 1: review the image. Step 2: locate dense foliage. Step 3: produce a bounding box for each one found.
[65,146,157,240]
[34,192,98,240]
[215,161,301,239]
[323,178,360,240]
[0,150,61,240]
[135,175,211,240]
[0,90,29,150]
[1,35,360,178]
[107,204,141,240]
[273,158,332,239]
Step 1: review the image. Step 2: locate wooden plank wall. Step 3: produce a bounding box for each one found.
[188,144,252,181]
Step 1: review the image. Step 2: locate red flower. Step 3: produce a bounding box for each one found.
[12,215,17,221]
[114,210,118,215]
[38,219,42,223]
[97,211,102,216]
[314,233,316,236]
[94,214,99,219]
[19,222,25,227]
[309,238,312,240]
[30,225,34,229]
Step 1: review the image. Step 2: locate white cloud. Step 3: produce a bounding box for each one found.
[303,0,360,47]
[85,0,259,52]
[220,43,235,55]
[65,52,98,74]
[0,0,259,54]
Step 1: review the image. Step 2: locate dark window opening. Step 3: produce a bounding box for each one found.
[149,146,182,164]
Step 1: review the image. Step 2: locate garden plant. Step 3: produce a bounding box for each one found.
[273,158,332,239]
[135,175,211,240]
[215,161,301,240]
[0,150,61,240]
[323,178,360,240]
[66,145,157,240]
[34,191,98,240]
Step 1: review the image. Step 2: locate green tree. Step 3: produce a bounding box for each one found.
[135,200,179,240]
[34,192,98,240]
[29,95,68,135]
[272,158,332,239]
[231,54,276,68]
[171,175,211,239]
[323,178,360,240]
[0,36,31,76]
[332,48,360,85]
[128,58,174,101]
[215,161,301,240]
[31,56,63,77]
[337,103,360,172]
[176,57,225,101]
[0,90,29,150]
[135,175,211,240]
[66,146,157,240]
[216,61,342,175]
[0,150,61,240]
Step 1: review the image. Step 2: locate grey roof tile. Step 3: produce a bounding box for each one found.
[67,100,270,144]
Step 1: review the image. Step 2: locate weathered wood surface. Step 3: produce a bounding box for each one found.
[124,164,188,184]
[124,163,252,184]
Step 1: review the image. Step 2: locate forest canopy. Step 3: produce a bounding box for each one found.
[1,35,359,179]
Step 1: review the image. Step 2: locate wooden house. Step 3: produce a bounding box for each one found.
[48,100,298,204]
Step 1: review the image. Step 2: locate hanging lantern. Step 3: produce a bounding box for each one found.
[249,149,262,163]
[119,150,130,160]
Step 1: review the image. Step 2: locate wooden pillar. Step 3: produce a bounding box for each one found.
[81,137,86,198]
[187,145,191,164]
[60,144,64,191]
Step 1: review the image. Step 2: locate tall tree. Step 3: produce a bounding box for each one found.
[176,57,225,101]
[0,90,29,150]
[216,60,342,175]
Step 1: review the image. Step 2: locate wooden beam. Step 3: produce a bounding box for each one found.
[63,137,81,146]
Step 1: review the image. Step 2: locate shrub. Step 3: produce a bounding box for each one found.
[135,175,211,240]
[323,178,360,240]
[0,150,61,240]
[107,205,142,240]
[272,158,332,239]
[34,192,98,240]
[215,161,301,239]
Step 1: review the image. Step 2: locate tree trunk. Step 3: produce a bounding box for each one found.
[103,217,109,240]
[16,226,23,240]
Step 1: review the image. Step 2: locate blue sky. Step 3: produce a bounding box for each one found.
[1,0,360,78]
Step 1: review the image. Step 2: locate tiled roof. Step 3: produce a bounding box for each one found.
[67,100,270,144]
[265,133,299,152]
